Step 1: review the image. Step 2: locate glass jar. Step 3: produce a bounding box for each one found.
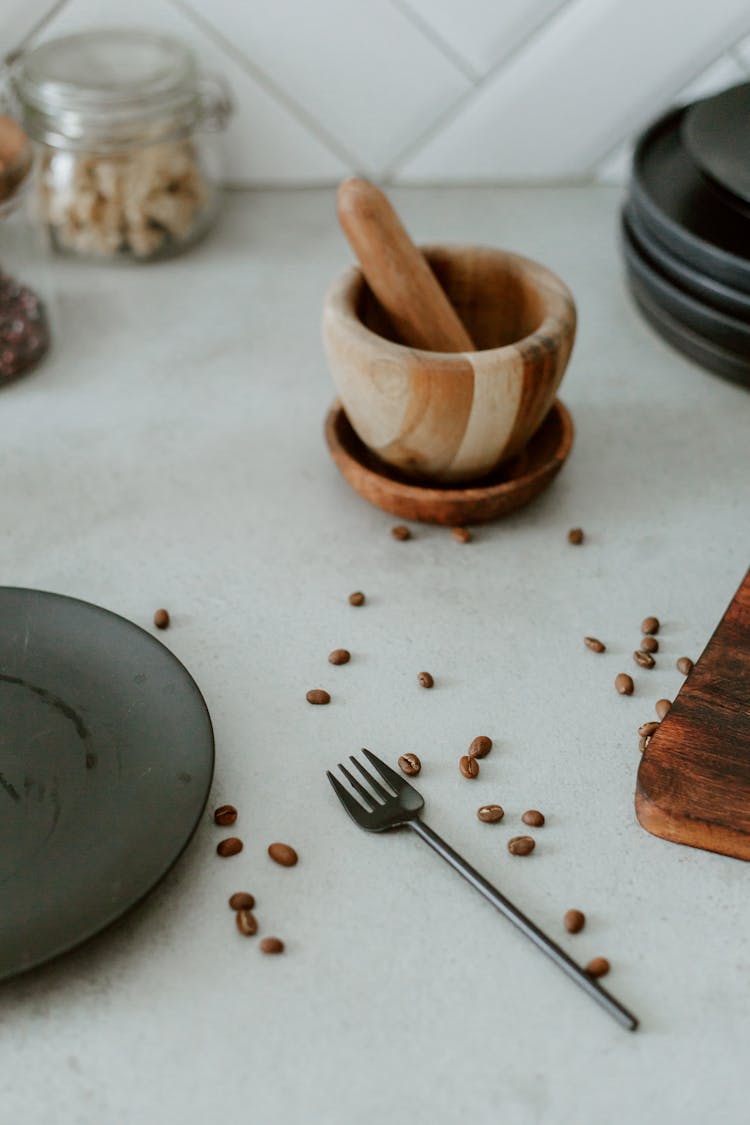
[0,114,51,384]
[10,28,232,262]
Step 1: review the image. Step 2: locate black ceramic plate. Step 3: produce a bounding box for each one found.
[621,211,750,356]
[624,201,750,322]
[682,83,750,207]
[624,265,750,389]
[0,588,214,981]
[631,106,750,293]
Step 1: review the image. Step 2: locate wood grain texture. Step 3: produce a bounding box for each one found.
[322,243,576,483]
[336,178,475,352]
[636,567,750,860]
[324,399,573,525]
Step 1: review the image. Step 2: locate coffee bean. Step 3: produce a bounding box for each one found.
[459,755,479,779]
[398,753,421,777]
[153,608,170,629]
[676,656,694,675]
[641,616,659,635]
[633,649,655,669]
[214,804,238,827]
[615,673,634,695]
[655,698,672,720]
[586,956,610,978]
[349,591,365,606]
[306,689,331,705]
[508,835,535,856]
[638,721,660,739]
[522,809,545,827]
[477,804,504,823]
[391,525,411,541]
[468,735,492,759]
[584,636,606,653]
[564,909,585,934]
[328,648,351,665]
[260,937,284,954]
[567,527,584,544]
[417,671,434,689]
[452,526,472,543]
[235,909,258,937]
[217,837,243,857]
[640,635,659,654]
[268,842,298,867]
[229,892,255,911]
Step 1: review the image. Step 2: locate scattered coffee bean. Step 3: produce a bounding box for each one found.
[268,842,298,867]
[398,753,421,777]
[214,804,238,827]
[459,755,479,779]
[328,648,351,665]
[349,591,365,606]
[153,608,170,629]
[633,649,656,669]
[655,698,672,720]
[468,735,492,759]
[508,835,535,856]
[260,937,284,954]
[217,837,243,858]
[640,635,659,654]
[568,527,584,545]
[522,809,545,827]
[229,892,255,911]
[391,525,411,541]
[676,656,694,675]
[235,909,258,937]
[638,721,660,739]
[417,671,434,689]
[641,616,659,635]
[306,689,331,705]
[564,909,585,934]
[584,636,606,653]
[586,956,610,978]
[615,673,634,696]
[477,804,504,823]
[452,526,472,543]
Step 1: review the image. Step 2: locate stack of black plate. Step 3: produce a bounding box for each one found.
[623,84,750,387]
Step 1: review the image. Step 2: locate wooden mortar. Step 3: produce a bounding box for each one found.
[322,244,576,484]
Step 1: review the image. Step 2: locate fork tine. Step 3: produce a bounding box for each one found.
[338,763,378,808]
[350,754,391,800]
[326,770,370,823]
[362,748,410,792]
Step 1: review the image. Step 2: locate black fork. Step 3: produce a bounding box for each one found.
[327,748,638,1031]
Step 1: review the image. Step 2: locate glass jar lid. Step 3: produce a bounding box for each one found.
[12,28,227,150]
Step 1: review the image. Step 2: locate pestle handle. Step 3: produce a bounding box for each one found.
[336,177,475,353]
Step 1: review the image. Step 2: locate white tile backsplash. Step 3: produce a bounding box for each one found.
[3,0,750,184]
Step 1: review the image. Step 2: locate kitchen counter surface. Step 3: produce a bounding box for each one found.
[2,186,749,1125]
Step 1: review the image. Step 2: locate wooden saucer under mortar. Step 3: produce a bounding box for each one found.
[325,401,574,525]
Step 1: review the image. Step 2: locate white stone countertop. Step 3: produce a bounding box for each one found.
[2,187,749,1125]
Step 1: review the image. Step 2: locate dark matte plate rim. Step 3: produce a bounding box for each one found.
[620,213,750,352]
[0,587,215,982]
[682,82,750,206]
[631,105,750,292]
[625,270,750,387]
[623,200,750,319]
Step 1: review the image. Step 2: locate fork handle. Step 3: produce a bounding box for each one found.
[408,818,638,1031]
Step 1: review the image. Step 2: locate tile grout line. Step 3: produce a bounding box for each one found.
[172,0,366,174]
[379,0,579,182]
[3,0,68,62]
[387,0,481,84]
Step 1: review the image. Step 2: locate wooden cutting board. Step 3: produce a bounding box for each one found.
[636,567,750,860]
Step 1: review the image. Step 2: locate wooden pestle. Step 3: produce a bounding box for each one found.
[336,177,475,352]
